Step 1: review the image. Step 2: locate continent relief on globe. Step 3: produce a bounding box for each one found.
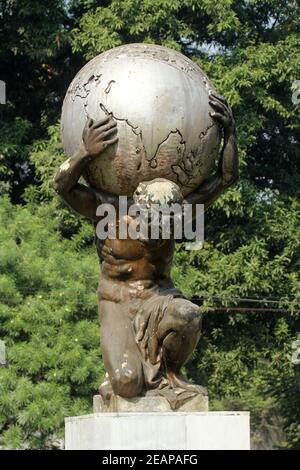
[61,44,222,197]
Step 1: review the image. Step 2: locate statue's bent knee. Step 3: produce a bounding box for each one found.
[175,301,202,331]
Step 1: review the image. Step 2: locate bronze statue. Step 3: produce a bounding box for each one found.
[54,92,238,409]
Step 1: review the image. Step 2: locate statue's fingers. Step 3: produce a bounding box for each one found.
[83,118,93,138]
[209,91,227,104]
[209,111,224,123]
[102,128,118,140]
[209,99,226,113]
[104,136,118,147]
[101,120,117,132]
[92,116,110,128]
[93,121,117,136]
[90,127,116,141]
[210,95,232,117]
[87,118,94,128]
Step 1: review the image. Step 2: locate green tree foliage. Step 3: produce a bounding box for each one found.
[0,0,84,198]
[0,0,300,449]
[0,196,102,449]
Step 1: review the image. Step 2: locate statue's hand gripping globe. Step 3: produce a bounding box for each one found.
[61,43,222,197]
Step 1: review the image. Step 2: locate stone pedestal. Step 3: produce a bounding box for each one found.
[93,394,209,413]
[65,397,250,450]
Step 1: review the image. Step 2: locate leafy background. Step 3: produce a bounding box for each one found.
[0,0,299,449]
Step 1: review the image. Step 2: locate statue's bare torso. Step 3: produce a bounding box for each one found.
[96,223,174,284]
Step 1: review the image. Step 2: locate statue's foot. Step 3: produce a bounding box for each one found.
[166,370,208,396]
[99,374,113,404]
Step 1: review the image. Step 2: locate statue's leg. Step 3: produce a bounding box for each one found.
[157,298,206,393]
[99,299,144,399]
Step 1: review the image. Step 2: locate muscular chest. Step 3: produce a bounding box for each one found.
[97,236,174,263]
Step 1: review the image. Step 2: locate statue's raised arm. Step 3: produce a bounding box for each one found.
[185,92,239,213]
[53,117,118,220]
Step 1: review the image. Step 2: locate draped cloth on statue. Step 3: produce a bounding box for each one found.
[98,278,203,410]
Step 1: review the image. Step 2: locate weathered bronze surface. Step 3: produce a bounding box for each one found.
[61,43,222,197]
[54,57,238,410]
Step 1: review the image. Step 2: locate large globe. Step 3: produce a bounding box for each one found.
[61,43,221,196]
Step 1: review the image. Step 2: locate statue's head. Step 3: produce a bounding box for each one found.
[133,179,183,241]
[133,178,183,208]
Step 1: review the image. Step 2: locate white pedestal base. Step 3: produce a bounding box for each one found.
[65,411,250,450]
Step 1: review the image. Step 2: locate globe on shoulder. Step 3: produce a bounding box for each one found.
[61,43,222,197]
